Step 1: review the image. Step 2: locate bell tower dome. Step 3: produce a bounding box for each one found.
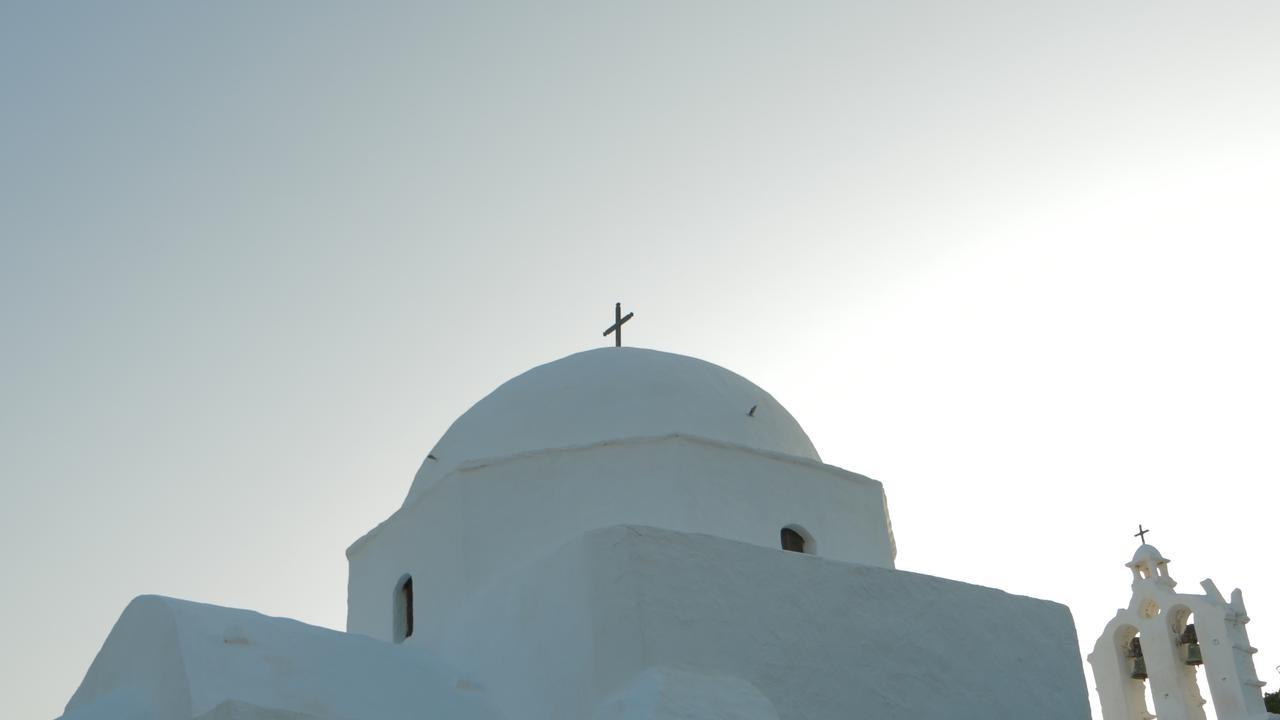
[1126,544,1175,589]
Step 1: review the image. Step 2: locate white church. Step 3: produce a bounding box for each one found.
[58,343,1276,720]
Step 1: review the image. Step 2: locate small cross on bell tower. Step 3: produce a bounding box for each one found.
[1134,524,1150,544]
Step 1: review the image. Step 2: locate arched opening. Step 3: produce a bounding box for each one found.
[393,574,414,643]
[1118,626,1157,720]
[1171,607,1215,720]
[780,525,813,554]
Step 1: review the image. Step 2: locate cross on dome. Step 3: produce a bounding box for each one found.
[602,302,634,347]
[1133,524,1150,544]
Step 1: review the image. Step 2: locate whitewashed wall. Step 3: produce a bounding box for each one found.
[347,435,894,641]
[435,525,1091,720]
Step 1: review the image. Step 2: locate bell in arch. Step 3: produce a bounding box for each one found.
[1126,636,1149,680]
[1180,624,1204,666]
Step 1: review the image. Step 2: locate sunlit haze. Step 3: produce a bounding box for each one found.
[3,3,1279,718]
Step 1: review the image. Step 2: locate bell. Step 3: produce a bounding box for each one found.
[1180,624,1204,666]
[1184,642,1203,666]
[1130,656,1149,680]
[1126,637,1144,659]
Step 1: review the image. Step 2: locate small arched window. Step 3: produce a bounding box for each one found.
[781,527,807,553]
[393,575,414,643]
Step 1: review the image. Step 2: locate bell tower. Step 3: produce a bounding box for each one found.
[1088,542,1276,720]
[1127,544,1175,589]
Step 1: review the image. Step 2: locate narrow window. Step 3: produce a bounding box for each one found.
[402,578,414,638]
[394,575,414,643]
[781,527,806,553]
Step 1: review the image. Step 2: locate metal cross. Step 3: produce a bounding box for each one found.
[602,302,634,347]
[1134,524,1150,544]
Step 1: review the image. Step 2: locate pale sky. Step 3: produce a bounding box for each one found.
[3,3,1280,718]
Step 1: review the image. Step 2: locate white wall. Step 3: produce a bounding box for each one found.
[61,596,502,720]
[434,525,1091,720]
[347,435,894,641]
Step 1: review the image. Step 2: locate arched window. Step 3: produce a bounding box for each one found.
[781,527,807,553]
[393,575,414,643]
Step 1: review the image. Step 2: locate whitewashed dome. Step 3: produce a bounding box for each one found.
[404,347,819,505]
[1129,544,1168,566]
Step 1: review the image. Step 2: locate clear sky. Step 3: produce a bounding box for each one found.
[3,3,1279,718]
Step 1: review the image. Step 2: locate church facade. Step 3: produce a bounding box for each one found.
[61,348,1093,720]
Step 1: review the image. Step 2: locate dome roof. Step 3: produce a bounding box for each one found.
[1129,544,1168,566]
[404,348,819,504]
